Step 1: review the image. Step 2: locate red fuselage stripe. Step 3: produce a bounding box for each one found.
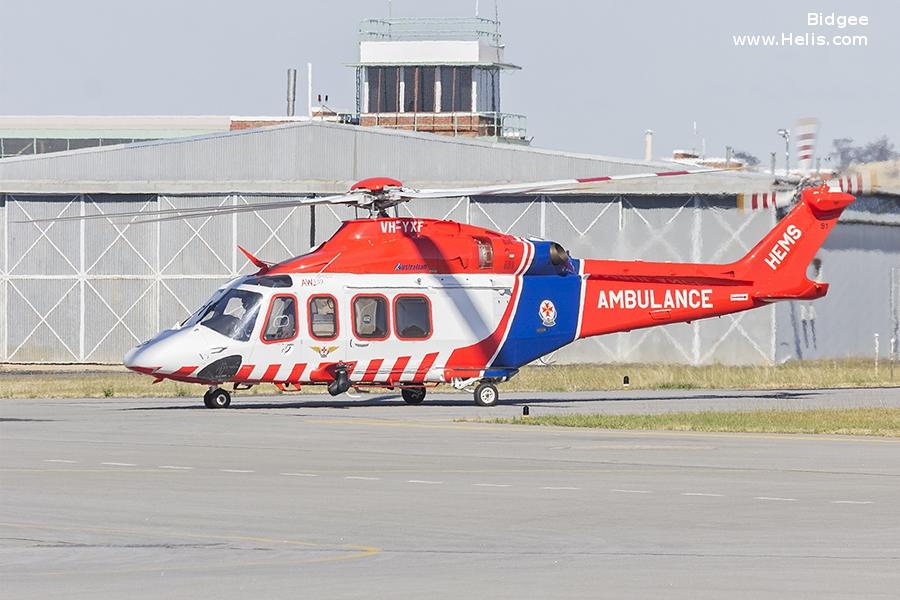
[130,366,159,375]
[413,352,439,382]
[389,356,411,383]
[287,363,307,383]
[173,366,198,377]
[362,358,383,383]
[234,364,255,381]
[262,364,281,382]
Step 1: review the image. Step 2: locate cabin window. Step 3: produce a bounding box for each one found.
[262,295,298,342]
[308,295,338,340]
[394,295,432,340]
[476,238,494,269]
[352,295,390,340]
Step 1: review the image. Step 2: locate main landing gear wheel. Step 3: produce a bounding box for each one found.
[401,386,427,405]
[473,382,498,407]
[203,388,231,409]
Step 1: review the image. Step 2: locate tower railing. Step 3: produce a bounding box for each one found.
[359,111,527,142]
[359,17,501,45]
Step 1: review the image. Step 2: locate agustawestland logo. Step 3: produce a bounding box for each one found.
[764,224,803,270]
[310,345,339,358]
[539,299,557,327]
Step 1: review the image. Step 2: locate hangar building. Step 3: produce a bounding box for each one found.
[1,14,897,366]
[1,121,897,365]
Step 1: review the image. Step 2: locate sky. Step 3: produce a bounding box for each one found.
[1,0,897,164]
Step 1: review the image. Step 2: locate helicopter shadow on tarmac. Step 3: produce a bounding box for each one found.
[122,390,819,411]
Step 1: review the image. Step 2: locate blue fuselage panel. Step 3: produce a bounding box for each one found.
[492,256,583,368]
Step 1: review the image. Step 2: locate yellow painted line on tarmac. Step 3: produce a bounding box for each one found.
[309,417,522,432]
[0,521,380,575]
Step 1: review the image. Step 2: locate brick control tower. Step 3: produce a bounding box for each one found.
[353,16,527,144]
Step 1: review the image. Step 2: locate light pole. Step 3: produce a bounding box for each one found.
[777,128,790,176]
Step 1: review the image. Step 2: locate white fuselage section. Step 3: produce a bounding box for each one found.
[128,272,517,386]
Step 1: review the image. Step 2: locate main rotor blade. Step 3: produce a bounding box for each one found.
[126,193,365,224]
[400,168,726,199]
[14,193,362,224]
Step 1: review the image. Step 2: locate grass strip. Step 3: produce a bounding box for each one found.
[488,407,900,437]
[1,359,897,399]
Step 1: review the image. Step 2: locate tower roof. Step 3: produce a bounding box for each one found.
[355,16,519,69]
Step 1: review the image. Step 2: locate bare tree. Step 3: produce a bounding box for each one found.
[830,136,898,169]
[732,150,759,167]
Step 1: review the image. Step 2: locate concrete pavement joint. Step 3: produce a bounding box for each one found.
[11,462,882,506]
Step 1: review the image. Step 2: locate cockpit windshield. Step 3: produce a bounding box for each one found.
[197,289,262,341]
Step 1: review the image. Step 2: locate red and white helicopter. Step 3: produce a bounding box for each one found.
[30,169,855,408]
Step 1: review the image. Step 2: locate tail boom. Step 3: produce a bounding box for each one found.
[576,185,853,339]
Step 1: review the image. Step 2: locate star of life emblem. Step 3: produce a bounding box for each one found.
[539,299,557,327]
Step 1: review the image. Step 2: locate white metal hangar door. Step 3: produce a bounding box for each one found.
[1,192,776,365]
[1,194,311,363]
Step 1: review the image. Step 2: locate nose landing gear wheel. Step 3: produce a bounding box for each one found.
[401,386,426,405]
[473,382,498,407]
[203,388,231,409]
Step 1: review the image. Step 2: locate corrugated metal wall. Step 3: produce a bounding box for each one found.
[0,123,673,189]
[1,191,781,365]
[775,217,900,363]
[3,125,893,365]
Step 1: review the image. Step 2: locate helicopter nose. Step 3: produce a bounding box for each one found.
[123,341,163,375]
[123,329,186,375]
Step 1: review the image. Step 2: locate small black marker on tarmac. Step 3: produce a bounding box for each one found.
[623,375,630,388]
[522,405,530,418]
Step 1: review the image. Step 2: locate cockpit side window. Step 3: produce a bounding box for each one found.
[181,288,226,327]
[198,289,262,342]
[262,295,298,343]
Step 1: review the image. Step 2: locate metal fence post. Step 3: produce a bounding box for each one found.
[874,333,880,374]
[309,204,317,250]
[539,195,546,239]
[691,195,702,365]
[79,194,85,361]
[231,195,238,276]
[2,193,6,361]
[155,194,161,340]
[890,337,896,380]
